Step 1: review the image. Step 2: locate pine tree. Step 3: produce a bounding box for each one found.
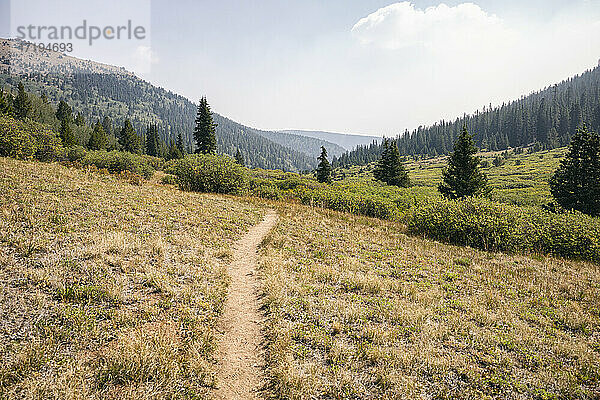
[119,120,142,154]
[102,116,113,137]
[235,149,245,166]
[145,124,160,156]
[373,139,410,187]
[59,119,77,147]
[550,126,600,216]
[56,100,72,123]
[194,97,217,154]
[176,133,186,155]
[167,140,183,160]
[316,146,332,183]
[0,89,11,116]
[74,112,85,126]
[438,126,488,199]
[13,82,32,121]
[88,121,108,150]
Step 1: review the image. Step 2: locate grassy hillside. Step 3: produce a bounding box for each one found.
[259,203,600,399]
[0,157,265,398]
[336,147,568,207]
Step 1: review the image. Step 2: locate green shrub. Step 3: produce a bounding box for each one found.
[252,182,282,200]
[160,174,178,185]
[408,197,600,263]
[173,154,248,194]
[299,185,400,220]
[66,146,87,163]
[81,151,155,179]
[140,154,165,171]
[0,116,65,162]
[0,116,38,159]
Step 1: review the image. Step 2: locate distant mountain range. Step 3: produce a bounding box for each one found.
[0,39,364,171]
[281,130,381,151]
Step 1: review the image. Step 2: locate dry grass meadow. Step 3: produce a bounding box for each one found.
[259,203,600,399]
[0,157,264,399]
[1,157,599,400]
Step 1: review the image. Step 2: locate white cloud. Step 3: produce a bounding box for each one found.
[130,45,159,74]
[351,2,510,53]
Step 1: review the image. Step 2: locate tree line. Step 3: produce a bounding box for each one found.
[334,65,600,167]
[317,120,600,217]
[0,82,226,161]
[0,72,316,171]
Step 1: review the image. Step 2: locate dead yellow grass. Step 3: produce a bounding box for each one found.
[259,203,600,399]
[0,157,264,399]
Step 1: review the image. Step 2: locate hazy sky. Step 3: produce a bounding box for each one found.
[3,0,600,136]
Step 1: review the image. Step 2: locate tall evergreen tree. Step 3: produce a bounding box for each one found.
[438,126,488,199]
[88,121,108,150]
[176,133,186,155]
[102,116,113,137]
[316,146,332,183]
[0,89,11,116]
[194,97,217,154]
[56,100,72,123]
[550,126,600,216]
[119,119,142,154]
[74,112,85,126]
[373,139,410,187]
[166,140,183,160]
[13,82,32,121]
[145,124,160,156]
[235,149,245,166]
[59,118,77,147]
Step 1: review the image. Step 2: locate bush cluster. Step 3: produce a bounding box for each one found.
[298,185,400,220]
[81,151,156,179]
[173,154,248,194]
[408,197,600,263]
[0,116,59,160]
[0,116,158,179]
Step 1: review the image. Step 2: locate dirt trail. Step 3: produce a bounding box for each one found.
[214,210,278,400]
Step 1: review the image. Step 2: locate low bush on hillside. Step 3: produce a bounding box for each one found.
[173,154,248,194]
[0,116,60,160]
[298,185,400,220]
[408,197,600,263]
[81,150,156,179]
[296,183,435,220]
[0,116,160,180]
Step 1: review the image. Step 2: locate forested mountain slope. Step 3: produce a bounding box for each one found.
[256,129,346,158]
[282,129,381,151]
[0,39,317,171]
[335,65,600,166]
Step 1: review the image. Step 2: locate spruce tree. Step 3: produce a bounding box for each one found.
[167,140,183,160]
[438,126,488,199]
[56,100,72,123]
[74,112,85,126]
[235,149,245,166]
[88,121,108,150]
[102,116,113,136]
[145,124,160,156]
[550,126,600,216]
[316,146,332,183]
[59,119,77,147]
[0,89,11,116]
[373,139,410,187]
[13,82,32,121]
[176,133,186,155]
[119,120,142,154]
[194,97,217,154]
